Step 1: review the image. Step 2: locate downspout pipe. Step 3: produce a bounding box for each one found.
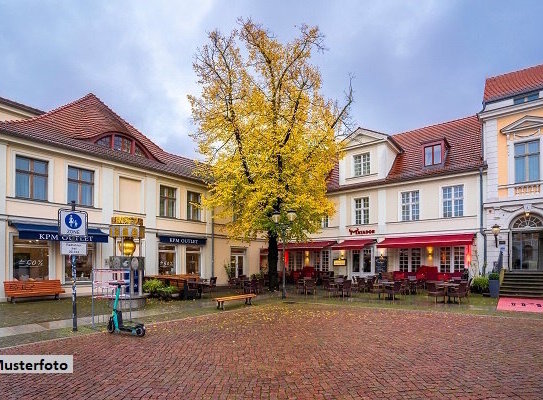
[479,166,487,274]
[211,208,215,278]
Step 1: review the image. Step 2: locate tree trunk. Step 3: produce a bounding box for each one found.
[267,231,279,291]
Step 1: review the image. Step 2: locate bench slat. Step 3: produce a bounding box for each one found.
[214,294,256,301]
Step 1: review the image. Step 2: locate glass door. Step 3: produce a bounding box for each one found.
[230,251,245,278]
[512,232,540,270]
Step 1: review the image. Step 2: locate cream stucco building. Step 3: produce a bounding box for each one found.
[0,94,265,301]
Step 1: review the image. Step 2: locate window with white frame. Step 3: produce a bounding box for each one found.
[363,248,372,273]
[401,190,419,221]
[321,215,329,228]
[440,247,451,272]
[399,248,421,273]
[439,246,465,272]
[443,185,463,218]
[353,153,370,177]
[453,247,465,272]
[296,251,303,271]
[314,251,321,271]
[514,140,539,183]
[321,250,330,272]
[399,248,409,272]
[411,248,421,272]
[355,197,369,225]
[352,250,360,273]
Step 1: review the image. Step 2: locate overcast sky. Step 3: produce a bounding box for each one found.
[1,1,542,158]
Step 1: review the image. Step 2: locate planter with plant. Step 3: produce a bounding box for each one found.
[224,262,235,280]
[488,272,500,298]
[470,276,489,294]
[157,285,178,300]
[143,278,165,298]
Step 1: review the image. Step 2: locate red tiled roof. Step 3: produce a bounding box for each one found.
[483,63,543,103]
[0,94,200,183]
[0,95,45,116]
[327,115,483,192]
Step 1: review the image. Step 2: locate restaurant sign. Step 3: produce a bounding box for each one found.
[159,235,207,246]
[333,258,347,267]
[349,228,375,235]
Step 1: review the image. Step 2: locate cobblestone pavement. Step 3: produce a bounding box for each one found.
[1,303,542,399]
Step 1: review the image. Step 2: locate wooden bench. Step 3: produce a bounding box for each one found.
[4,280,65,303]
[214,294,256,310]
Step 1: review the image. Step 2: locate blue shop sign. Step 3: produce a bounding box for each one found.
[12,223,109,243]
[159,235,207,246]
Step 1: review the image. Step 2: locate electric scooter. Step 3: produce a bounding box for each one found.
[107,283,145,337]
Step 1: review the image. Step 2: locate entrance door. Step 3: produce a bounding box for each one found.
[231,253,245,278]
[512,232,542,270]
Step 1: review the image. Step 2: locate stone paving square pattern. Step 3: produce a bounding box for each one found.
[1,303,542,399]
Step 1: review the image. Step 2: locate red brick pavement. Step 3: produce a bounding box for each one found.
[1,303,542,399]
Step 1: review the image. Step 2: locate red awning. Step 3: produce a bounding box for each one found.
[260,240,336,253]
[286,240,336,251]
[376,233,475,248]
[331,239,375,250]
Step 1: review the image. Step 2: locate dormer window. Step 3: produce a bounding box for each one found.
[353,153,370,177]
[513,91,539,105]
[94,134,149,158]
[424,143,442,166]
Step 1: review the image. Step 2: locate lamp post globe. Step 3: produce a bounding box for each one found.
[491,224,500,248]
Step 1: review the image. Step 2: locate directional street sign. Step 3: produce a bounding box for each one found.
[60,241,88,256]
[59,209,88,237]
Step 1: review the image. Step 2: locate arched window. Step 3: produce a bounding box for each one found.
[94,134,148,158]
[511,215,543,229]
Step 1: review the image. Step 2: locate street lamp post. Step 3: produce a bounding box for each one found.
[272,209,297,299]
[491,224,501,248]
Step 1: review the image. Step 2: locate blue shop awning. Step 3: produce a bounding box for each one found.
[12,223,109,243]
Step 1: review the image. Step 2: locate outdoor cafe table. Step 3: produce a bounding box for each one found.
[435,281,460,303]
[374,281,396,300]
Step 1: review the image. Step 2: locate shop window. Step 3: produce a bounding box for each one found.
[186,246,200,275]
[187,191,202,221]
[352,250,360,273]
[440,247,451,273]
[68,166,94,206]
[13,238,49,280]
[401,190,419,221]
[353,153,370,177]
[159,185,176,217]
[363,248,372,273]
[354,197,369,225]
[443,185,463,218]
[15,156,48,201]
[158,244,176,275]
[514,140,539,183]
[64,244,94,282]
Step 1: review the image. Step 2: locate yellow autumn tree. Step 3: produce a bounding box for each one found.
[189,19,352,290]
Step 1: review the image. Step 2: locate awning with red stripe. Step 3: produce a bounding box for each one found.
[376,233,475,248]
[331,238,375,250]
[260,240,336,253]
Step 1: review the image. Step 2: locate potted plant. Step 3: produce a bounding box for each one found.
[224,262,235,280]
[488,272,500,298]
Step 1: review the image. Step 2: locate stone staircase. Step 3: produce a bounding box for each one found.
[499,271,543,298]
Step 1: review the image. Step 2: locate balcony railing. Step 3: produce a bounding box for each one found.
[511,182,541,196]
